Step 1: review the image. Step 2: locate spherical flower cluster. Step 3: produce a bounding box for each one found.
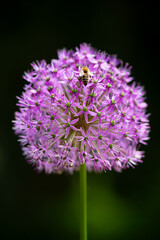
[13,43,150,174]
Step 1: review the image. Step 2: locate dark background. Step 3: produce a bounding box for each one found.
[0,1,159,239]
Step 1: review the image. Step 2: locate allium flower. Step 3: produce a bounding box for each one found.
[13,43,150,174]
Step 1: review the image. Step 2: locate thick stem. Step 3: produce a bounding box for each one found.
[80,163,87,240]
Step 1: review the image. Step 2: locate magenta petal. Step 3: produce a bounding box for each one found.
[75,136,84,141]
[88,116,97,123]
[80,128,85,136]
[71,126,80,131]
[88,110,96,116]
[65,127,70,138]
[71,118,79,124]
[84,112,88,123]
[61,118,67,123]
[76,110,83,116]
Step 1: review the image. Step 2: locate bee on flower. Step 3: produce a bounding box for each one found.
[13,43,150,174]
[78,66,93,86]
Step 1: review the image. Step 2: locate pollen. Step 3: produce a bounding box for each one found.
[82,66,89,74]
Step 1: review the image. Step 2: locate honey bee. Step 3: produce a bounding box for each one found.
[78,66,93,86]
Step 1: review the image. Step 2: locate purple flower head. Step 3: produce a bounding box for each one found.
[13,43,150,174]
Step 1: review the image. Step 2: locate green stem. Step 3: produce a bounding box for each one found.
[80,163,87,240]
